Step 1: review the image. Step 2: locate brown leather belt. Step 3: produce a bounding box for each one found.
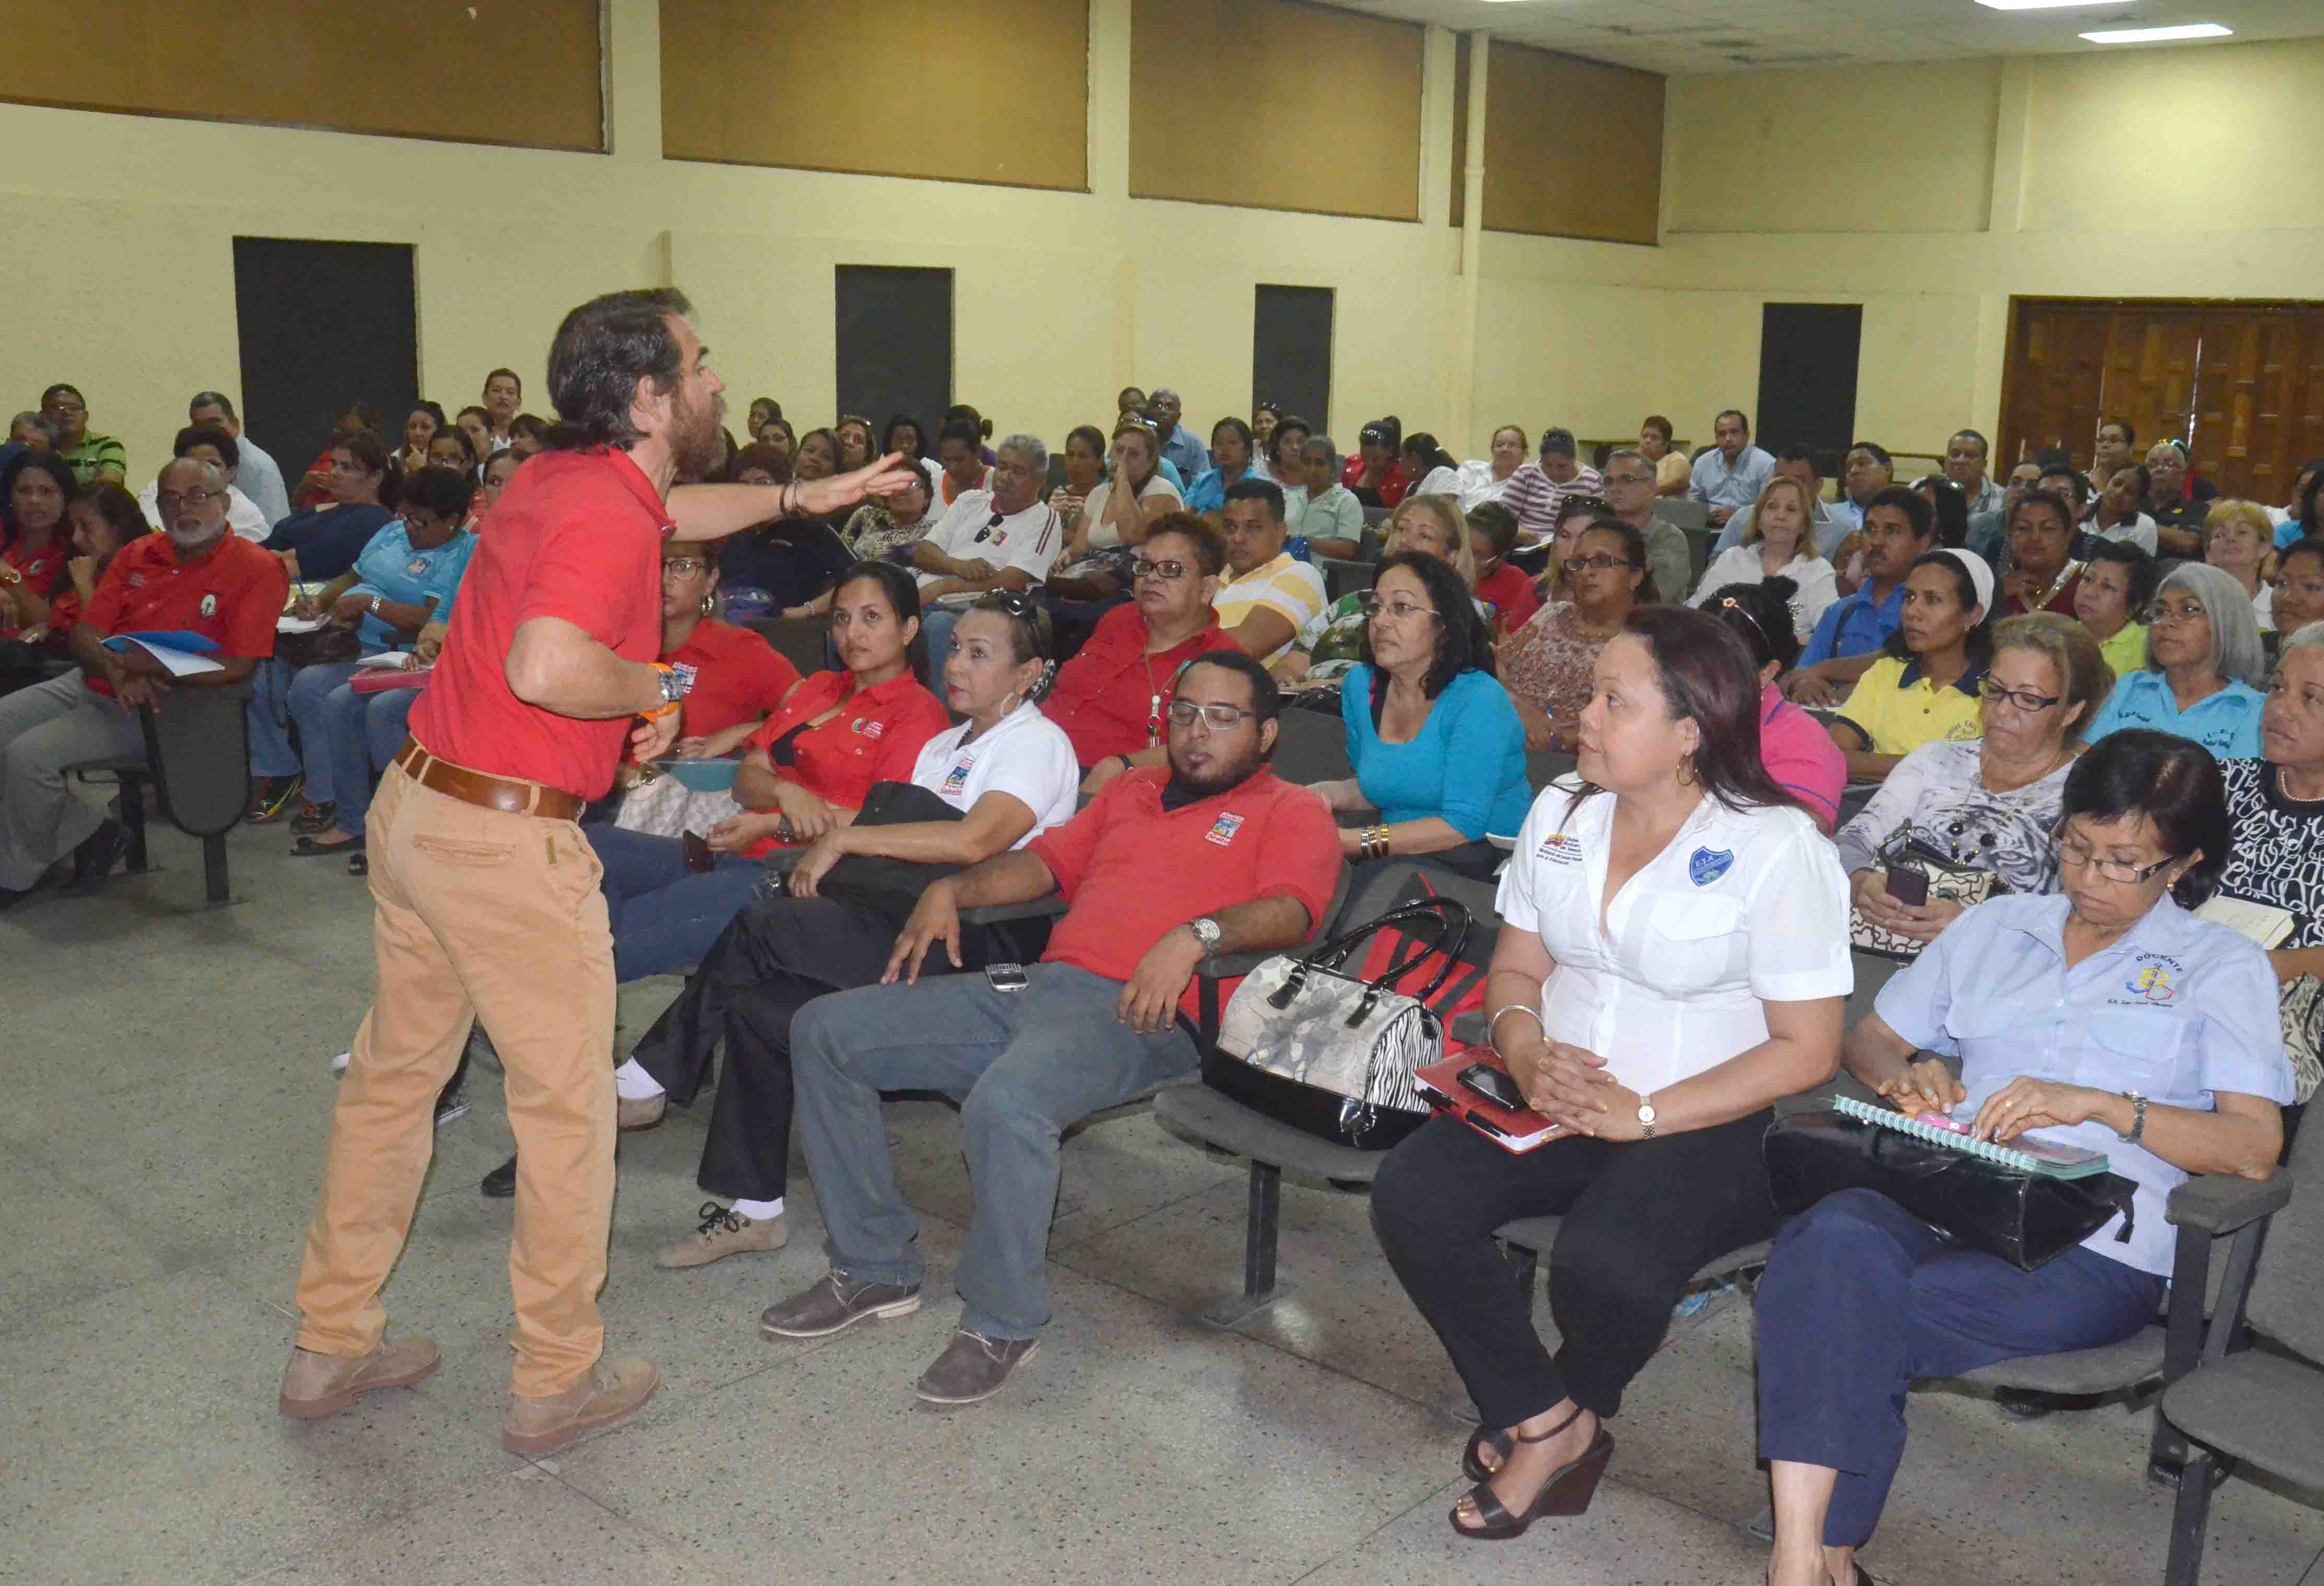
[393,739,585,822]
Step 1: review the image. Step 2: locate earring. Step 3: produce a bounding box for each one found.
[700,593,716,615]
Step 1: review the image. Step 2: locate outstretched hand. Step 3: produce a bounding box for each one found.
[798,451,921,516]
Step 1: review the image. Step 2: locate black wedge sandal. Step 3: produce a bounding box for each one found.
[1450,1404,1614,1542]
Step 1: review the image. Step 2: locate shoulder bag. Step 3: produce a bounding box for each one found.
[1850,830,2000,961]
[1206,897,1481,1150]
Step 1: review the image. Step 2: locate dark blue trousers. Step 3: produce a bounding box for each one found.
[1755,1187,2164,1547]
[586,826,773,983]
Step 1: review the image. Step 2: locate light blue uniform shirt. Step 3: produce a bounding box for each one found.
[1875,893,2290,1277]
[1340,664,1532,841]
[1798,580,1906,668]
[1183,466,1271,518]
[1157,425,1210,484]
[2084,670,2264,761]
[346,522,477,650]
[1688,445,1776,512]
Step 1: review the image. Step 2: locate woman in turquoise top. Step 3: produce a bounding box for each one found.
[278,467,480,855]
[1311,551,1530,880]
[1181,417,1268,519]
[2085,562,2266,761]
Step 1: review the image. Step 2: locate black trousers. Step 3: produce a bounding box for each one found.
[1371,1107,1779,1428]
[627,897,904,1202]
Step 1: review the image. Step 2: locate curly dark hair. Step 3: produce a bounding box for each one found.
[1704,577,1802,674]
[1359,551,1497,725]
[543,287,692,451]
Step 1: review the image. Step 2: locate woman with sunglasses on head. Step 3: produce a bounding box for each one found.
[1757,729,2287,1586]
[1840,613,2112,951]
[599,591,1081,1265]
[1302,550,1528,880]
[2085,562,2268,761]
[1704,580,1844,833]
[1690,473,1838,638]
[1827,549,1995,784]
[1499,510,1654,754]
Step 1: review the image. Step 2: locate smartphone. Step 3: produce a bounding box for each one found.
[1458,1063,1526,1112]
[1884,866,1930,907]
[681,830,716,874]
[984,962,1030,993]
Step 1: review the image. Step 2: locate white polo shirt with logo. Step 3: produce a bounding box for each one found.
[916,488,1063,588]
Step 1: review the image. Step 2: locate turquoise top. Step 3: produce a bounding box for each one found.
[1340,663,1533,841]
[347,522,477,650]
[2084,669,2264,761]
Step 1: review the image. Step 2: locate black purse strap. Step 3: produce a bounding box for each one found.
[1269,897,1472,1010]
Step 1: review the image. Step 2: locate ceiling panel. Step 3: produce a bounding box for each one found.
[1336,0,2323,72]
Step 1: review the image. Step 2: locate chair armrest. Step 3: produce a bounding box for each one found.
[1451,1010,1490,1046]
[2165,1171,2291,1236]
[1195,948,1282,982]
[959,897,1068,927]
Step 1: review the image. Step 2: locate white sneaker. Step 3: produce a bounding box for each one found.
[329,1051,351,1077]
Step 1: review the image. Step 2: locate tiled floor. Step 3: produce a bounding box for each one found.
[6,813,2324,1583]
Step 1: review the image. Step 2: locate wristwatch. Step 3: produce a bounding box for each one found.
[1186,916,1224,954]
[2122,1091,2147,1146]
[1636,1096,1659,1140]
[657,661,697,706]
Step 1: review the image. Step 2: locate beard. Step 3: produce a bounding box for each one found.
[1165,739,1266,801]
[167,517,228,555]
[668,383,727,482]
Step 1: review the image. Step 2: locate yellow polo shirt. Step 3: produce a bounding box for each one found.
[2096,621,2148,684]
[1839,655,1985,757]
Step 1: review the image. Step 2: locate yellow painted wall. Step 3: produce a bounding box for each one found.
[3,2,2320,485]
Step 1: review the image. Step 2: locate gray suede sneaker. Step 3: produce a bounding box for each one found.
[758,1272,921,1339]
[914,1330,1038,1405]
[278,1337,441,1419]
[499,1354,659,1456]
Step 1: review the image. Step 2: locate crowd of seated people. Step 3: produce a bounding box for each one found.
[17,365,2324,1582]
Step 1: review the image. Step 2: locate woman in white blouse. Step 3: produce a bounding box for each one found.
[1372,604,1852,1542]
[1067,422,1183,559]
[1451,424,1531,512]
[1691,474,1838,638]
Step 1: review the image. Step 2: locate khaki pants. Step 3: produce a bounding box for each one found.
[294,761,616,1398]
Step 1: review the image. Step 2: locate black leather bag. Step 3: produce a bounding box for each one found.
[1764,1107,2139,1272]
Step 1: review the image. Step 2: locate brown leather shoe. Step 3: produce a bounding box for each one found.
[499,1354,659,1456]
[616,1093,665,1130]
[758,1272,921,1339]
[914,1330,1038,1405]
[655,1202,787,1269]
[278,1337,441,1419]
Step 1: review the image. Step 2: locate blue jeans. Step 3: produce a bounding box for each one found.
[585,825,773,982]
[287,658,371,802]
[247,659,299,778]
[328,684,426,840]
[789,963,1198,1339]
[1755,1187,2164,1547]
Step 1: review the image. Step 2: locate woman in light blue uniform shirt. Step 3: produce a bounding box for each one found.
[2084,562,2266,760]
[1307,551,1529,880]
[1755,728,2290,1586]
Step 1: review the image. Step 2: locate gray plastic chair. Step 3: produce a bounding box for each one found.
[65,679,255,905]
[2155,1120,2321,1583]
[1268,698,1353,786]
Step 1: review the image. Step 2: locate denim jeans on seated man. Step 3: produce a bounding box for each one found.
[331,684,425,841]
[789,963,1198,1340]
[585,824,775,981]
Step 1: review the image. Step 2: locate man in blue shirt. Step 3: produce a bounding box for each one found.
[190,391,291,527]
[1710,442,1852,560]
[1784,486,1938,706]
[1146,389,1209,485]
[1825,441,1893,537]
[1687,409,1776,531]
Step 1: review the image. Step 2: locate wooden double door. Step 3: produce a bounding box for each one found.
[2000,298,2324,505]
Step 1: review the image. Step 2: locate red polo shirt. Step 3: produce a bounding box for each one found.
[4,538,67,603]
[411,448,671,799]
[737,669,950,856]
[1042,603,1242,767]
[1473,561,1542,637]
[665,619,800,740]
[79,532,288,698]
[1027,766,1341,1019]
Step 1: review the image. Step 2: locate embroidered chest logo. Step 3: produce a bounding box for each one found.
[1536,833,1582,866]
[1688,847,1734,887]
[942,759,973,794]
[406,556,431,577]
[126,573,148,590]
[1205,812,1245,847]
[199,593,218,617]
[2127,963,2178,1003]
[851,718,885,740]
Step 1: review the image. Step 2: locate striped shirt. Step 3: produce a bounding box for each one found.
[1500,462,1604,540]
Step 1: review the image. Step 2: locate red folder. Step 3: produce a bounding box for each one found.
[1414,1048,1571,1154]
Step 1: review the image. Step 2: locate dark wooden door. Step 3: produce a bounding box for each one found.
[232,238,418,481]
[2001,298,2324,503]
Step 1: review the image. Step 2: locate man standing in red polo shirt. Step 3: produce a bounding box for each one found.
[0,456,285,904]
[763,650,1342,1405]
[282,289,911,1453]
[1043,513,1240,792]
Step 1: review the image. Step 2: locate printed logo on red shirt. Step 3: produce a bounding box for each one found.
[200,594,217,617]
[852,717,885,739]
[1205,812,1245,847]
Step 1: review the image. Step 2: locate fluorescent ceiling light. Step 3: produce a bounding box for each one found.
[2080,22,2234,41]
[1973,1,2115,9]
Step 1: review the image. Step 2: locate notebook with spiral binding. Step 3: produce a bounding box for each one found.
[1831,1095,2112,1180]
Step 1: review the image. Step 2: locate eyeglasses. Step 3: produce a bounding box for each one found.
[1167,701,1257,730]
[1358,592,1441,624]
[1567,553,1634,573]
[1601,472,1650,487]
[973,512,1006,542]
[2148,599,2208,627]
[662,557,709,579]
[155,489,222,510]
[1131,557,1189,581]
[1978,677,2062,713]
[2053,826,2179,885]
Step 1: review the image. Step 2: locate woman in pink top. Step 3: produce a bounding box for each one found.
[1705,576,1844,832]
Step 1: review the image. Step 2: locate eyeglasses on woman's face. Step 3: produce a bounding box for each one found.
[1131,557,1189,581]
[662,557,710,580]
[2148,597,2209,627]
[2053,824,2178,886]
[1567,553,1633,573]
[1358,592,1441,625]
[1978,677,2061,713]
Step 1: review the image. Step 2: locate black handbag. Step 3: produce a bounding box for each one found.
[1764,1106,2139,1272]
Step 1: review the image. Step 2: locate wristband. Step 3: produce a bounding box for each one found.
[1112,754,1132,774]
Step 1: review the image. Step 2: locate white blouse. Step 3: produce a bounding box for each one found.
[1497,778,1853,1097]
[1688,545,1840,638]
